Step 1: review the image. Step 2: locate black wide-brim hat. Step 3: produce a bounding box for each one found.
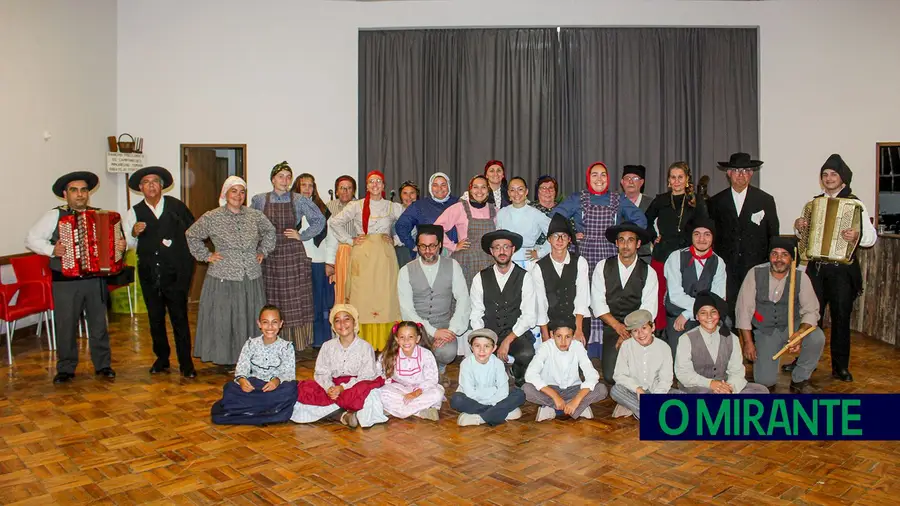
[605,221,652,245]
[128,166,173,192]
[717,152,763,170]
[481,229,524,255]
[53,171,99,198]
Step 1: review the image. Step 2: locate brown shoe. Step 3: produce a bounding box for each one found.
[789,380,815,394]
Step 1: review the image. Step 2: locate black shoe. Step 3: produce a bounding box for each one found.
[790,380,815,394]
[182,369,197,378]
[832,368,853,382]
[149,362,170,374]
[95,367,116,378]
[781,359,798,373]
[53,372,74,384]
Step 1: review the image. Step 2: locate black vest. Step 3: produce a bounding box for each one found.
[665,249,719,316]
[133,196,194,290]
[537,252,579,324]
[603,257,648,321]
[481,264,527,338]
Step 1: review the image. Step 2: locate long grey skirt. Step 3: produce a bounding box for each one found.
[194,274,266,365]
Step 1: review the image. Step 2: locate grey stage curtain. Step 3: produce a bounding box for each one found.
[359,27,758,199]
[560,27,759,197]
[358,29,564,197]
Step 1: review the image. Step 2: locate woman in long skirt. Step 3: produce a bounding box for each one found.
[250,162,325,352]
[433,175,497,288]
[328,171,404,351]
[293,173,336,348]
[186,176,276,366]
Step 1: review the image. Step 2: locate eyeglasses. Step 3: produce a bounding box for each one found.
[622,176,643,182]
[538,186,555,192]
[417,243,440,251]
[491,244,514,252]
[549,233,569,241]
[730,169,753,175]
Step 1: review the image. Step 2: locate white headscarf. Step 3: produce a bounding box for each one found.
[219,176,247,206]
[429,172,451,203]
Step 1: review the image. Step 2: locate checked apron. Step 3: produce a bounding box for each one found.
[577,190,620,347]
[452,201,497,289]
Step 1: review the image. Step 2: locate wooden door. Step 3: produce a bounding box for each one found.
[183,148,224,303]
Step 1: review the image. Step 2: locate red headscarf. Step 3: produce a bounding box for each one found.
[483,159,505,175]
[362,170,386,235]
[586,162,609,195]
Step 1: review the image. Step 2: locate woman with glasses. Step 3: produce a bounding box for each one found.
[328,170,404,351]
[496,177,551,270]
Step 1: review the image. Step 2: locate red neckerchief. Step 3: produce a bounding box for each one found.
[688,246,713,267]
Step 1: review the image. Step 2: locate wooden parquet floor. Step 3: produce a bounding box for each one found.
[2,308,900,505]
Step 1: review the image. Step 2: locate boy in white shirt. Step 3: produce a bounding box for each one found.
[450,329,525,426]
[523,318,608,422]
[610,309,678,420]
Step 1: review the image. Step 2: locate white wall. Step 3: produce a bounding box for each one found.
[116,0,900,232]
[0,0,118,256]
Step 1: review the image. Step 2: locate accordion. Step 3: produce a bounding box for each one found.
[798,196,863,264]
[57,210,126,277]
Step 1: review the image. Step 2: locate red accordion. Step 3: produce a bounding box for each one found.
[57,210,126,277]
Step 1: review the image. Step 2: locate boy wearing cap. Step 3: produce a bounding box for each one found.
[523,319,607,422]
[677,291,770,394]
[450,328,525,426]
[610,309,676,419]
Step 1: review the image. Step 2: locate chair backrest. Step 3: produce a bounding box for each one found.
[9,254,51,284]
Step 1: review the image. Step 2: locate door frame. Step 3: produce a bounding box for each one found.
[179,143,248,200]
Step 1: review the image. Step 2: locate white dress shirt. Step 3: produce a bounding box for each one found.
[532,252,591,325]
[397,256,471,337]
[524,339,599,392]
[613,337,674,394]
[122,197,166,249]
[300,214,338,264]
[470,265,537,337]
[25,209,62,257]
[590,257,659,319]
[675,327,747,393]
[731,187,747,216]
[663,249,727,320]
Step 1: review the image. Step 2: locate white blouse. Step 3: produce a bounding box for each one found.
[328,198,404,244]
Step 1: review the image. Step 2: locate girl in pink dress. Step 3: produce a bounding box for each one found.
[378,321,445,420]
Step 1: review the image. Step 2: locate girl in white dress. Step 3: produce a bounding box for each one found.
[378,321,445,420]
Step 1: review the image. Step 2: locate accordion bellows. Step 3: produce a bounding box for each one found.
[57,210,125,277]
[799,196,862,264]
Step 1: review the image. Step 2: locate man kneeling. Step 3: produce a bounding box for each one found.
[523,318,608,422]
[675,292,769,394]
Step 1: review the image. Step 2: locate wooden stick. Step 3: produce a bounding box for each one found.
[787,251,797,334]
[772,326,817,360]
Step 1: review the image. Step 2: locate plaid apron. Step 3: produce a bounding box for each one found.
[452,201,496,289]
[578,190,620,344]
[262,193,313,329]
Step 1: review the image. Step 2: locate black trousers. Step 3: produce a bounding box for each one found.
[601,326,621,384]
[52,278,111,374]
[503,332,536,386]
[807,263,857,371]
[141,274,193,372]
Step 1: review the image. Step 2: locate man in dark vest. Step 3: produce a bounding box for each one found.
[789,154,877,382]
[590,222,658,384]
[469,229,537,386]
[707,152,780,320]
[735,237,825,393]
[532,214,590,344]
[25,171,125,383]
[662,216,726,351]
[124,166,197,377]
[397,224,470,384]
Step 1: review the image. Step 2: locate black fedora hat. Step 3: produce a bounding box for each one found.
[481,229,523,255]
[547,213,575,242]
[53,171,99,198]
[605,221,652,245]
[717,152,763,170]
[128,166,173,192]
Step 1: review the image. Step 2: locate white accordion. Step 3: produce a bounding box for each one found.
[799,196,862,264]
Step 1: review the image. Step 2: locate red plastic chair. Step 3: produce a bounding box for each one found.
[9,254,56,351]
[0,279,54,363]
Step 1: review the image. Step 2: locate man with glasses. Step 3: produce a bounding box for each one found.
[123,166,198,377]
[532,214,591,345]
[707,152,780,320]
[397,225,470,385]
[590,222,659,384]
[620,165,652,263]
[470,230,537,386]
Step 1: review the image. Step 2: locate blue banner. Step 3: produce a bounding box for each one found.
[639,394,900,440]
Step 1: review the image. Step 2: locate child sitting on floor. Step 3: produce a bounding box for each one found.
[291,304,388,429]
[523,318,608,422]
[450,328,525,426]
[211,305,298,425]
[610,309,678,419]
[378,321,445,420]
